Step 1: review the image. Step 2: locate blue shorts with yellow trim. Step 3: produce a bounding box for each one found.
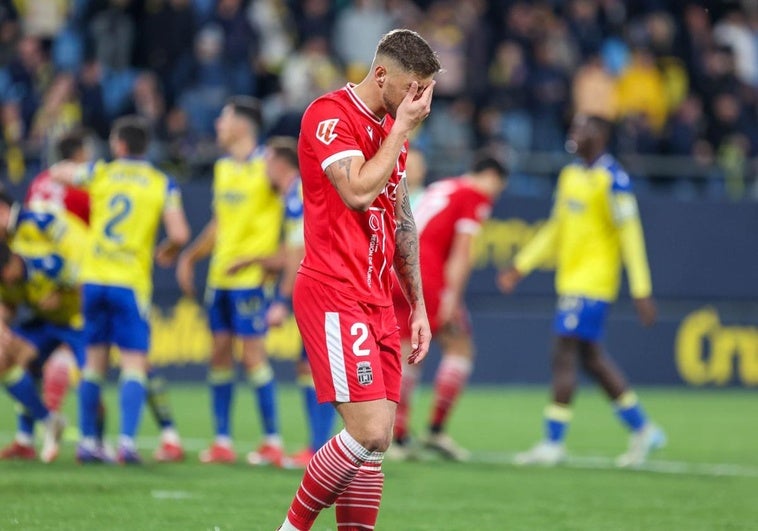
[13,319,86,368]
[553,296,610,342]
[83,284,150,351]
[206,287,269,337]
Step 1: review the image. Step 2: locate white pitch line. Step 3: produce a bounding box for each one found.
[5,431,758,479]
[472,451,758,479]
[150,490,194,500]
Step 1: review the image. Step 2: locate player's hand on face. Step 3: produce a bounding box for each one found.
[407,306,431,365]
[633,297,657,327]
[175,253,195,298]
[266,301,289,327]
[497,267,522,294]
[395,80,435,133]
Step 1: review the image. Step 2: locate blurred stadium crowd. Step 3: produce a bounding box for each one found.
[0,0,756,198]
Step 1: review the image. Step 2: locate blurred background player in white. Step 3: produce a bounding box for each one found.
[176,97,286,466]
[52,116,190,464]
[391,150,507,461]
[229,136,337,468]
[499,114,665,468]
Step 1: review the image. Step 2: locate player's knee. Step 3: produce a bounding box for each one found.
[209,350,234,367]
[579,350,602,376]
[358,430,392,453]
[347,422,393,452]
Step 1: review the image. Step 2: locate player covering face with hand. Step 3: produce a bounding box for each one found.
[278,29,440,531]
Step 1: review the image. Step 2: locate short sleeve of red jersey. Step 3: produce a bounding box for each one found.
[455,190,493,235]
[302,99,365,171]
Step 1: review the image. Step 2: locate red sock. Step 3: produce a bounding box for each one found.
[286,430,370,530]
[43,351,71,412]
[393,364,419,442]
[335,452,384,530]
[430,356,472,430]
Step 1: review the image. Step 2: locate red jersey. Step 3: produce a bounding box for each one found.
[415,178,493,289]
[298,84,407,306]
[25,169,91,224]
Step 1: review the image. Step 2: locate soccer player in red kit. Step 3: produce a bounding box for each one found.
[391,152,507,461]
[278,29,440,531]
[26,128,91,224]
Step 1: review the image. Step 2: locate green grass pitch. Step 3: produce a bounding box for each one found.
[0,385,756,530]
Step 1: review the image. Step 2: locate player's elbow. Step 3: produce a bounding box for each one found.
[343,191,375,212]
[169,224,191,248]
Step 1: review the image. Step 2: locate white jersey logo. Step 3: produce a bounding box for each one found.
[316,119,339,145]
[366,125,374,141]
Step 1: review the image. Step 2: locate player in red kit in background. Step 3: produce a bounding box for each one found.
[390,152,508,461]
[26,128,92,224]
[278,29,440,531]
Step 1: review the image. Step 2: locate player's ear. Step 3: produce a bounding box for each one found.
[374,65,386,88]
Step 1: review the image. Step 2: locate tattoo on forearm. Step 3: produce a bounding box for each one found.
[395,180,423,306]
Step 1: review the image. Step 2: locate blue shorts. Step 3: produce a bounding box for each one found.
[206,287,269,337]
[553,296,610,342]
[13,319,86,368]
[83,284,150,352]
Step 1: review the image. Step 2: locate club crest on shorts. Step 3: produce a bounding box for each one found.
[357,361,373,386]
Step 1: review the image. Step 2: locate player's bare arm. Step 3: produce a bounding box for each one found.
[176,218,217,297]
[324,81,435,211]
[498,266,523,293]
[156,206,191,267]
[394,177,431,364]
[226,250,285,275]
[439,232,475,326]
[49,161,88,186]
[37,290,62,312]
[633,297,657,327]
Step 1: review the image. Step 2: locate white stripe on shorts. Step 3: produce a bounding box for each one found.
[325,312,350,402]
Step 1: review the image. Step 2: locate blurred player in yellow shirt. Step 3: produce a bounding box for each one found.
[499,114,665,468]
[0,241,78,463]
[176,97,285,465]
[229,137,338,468]
[52,116,190,463]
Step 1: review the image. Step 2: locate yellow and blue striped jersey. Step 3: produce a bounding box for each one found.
[75,158,182,300]
[515,154,652,302]
[0,252,83,328]
[10,206,88,280]
[208,154,283,289]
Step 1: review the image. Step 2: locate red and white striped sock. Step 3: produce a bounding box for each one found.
[285,429,370,530]
[43,350,72,412]
[335,451,384,530]
[430,356,472,430]
[393,364,420,442]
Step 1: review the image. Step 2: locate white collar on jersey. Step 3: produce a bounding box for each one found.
[344,83,385,125]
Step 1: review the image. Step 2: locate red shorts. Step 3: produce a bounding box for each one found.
[293,272,402,404]
[393,281,471,340]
